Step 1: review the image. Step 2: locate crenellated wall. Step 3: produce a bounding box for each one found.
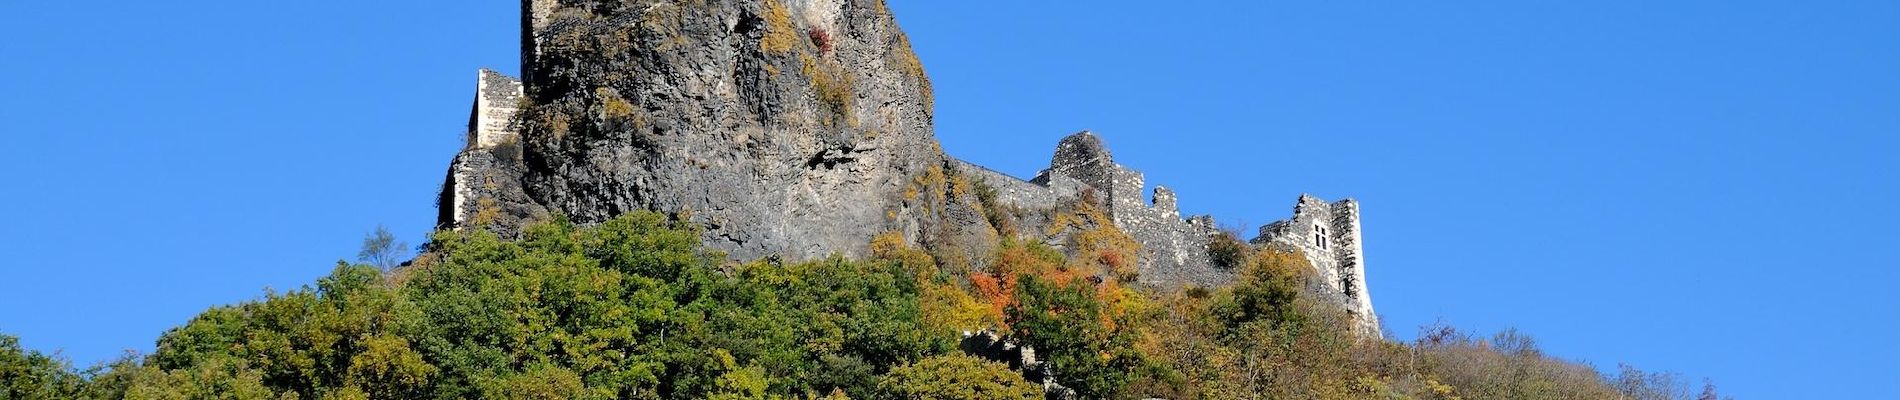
[951,133,1199,287]
[955,131,1379,336]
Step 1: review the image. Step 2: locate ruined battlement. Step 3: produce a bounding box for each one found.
[439,69,539,231]
[955,131,1379,335]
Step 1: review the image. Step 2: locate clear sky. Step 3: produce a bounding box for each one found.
[1,0,1894,397]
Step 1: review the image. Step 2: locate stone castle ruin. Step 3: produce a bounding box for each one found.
[438,0,1378,335]
[953,133,1377,332]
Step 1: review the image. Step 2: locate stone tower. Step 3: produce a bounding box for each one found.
[1258,195,1378,335]
[1042,132,1150,226]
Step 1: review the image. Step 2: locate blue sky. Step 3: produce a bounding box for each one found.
[1,0,1895,397]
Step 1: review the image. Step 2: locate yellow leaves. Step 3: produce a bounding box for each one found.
[869,232,931,270]
[708,359,771,400]
[1044,200,1142,283]
[876,354,1043,400]
[760,0,797,53]
[923,282,997,332]
[488,363,584,400]
[871,231,998,331]
[1427,378,1463,400]
[472,197,502,226]
[903,164,948,207]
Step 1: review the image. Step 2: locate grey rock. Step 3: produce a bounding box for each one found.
[456,0,971,261]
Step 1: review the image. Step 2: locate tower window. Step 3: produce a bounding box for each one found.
[1314,225,1329,250]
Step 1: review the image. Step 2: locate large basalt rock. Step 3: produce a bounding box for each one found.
[509,0,965,261]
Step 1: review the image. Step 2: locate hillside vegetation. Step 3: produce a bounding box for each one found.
[2,212,1725,399]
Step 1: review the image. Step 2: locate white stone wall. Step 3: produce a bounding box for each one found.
[473,69,524,148]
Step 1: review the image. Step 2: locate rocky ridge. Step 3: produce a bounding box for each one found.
[438,0,1377,335]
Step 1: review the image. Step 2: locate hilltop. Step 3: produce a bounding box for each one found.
[0,1,1733,399]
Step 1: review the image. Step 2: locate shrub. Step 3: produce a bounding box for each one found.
[808,28,834,53]
[1206,231,1251,270]
[876,354,1041,400]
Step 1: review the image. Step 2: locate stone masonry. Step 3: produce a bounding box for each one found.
[955,132,1379,335]
[1258,195,1378,334]
[957,132,1230,287]
[438,69,542,232]
[471,69,523,148]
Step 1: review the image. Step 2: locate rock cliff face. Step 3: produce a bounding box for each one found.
[440,0,1378,335]
[507,0,968,260]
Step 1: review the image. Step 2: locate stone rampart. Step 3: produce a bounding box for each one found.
[956,132,1378,335]
[956,132,1230,288]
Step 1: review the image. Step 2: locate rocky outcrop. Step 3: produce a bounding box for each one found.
[464,0,979,261]
[439,0,1377,335]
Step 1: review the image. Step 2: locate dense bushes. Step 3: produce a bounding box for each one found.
[1,335,84,398]
[875,355,1040,400]
[2,211,1723,399]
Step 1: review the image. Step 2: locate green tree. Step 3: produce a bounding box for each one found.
[0,334,83,399]
[1007,275,1147,398]
[121,355,283,400]
[876,354,1041,400]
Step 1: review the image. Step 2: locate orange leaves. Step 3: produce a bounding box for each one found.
[969,272,1011,329]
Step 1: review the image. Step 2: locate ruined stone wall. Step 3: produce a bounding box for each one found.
[1258,195,1378,335]
[440,70,541,231]
[950,159,1081,211]
[472,69,524,148]
[955,132,1233,288]
[954,132,1378,334]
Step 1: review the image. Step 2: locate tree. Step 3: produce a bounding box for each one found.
[1007,274,1148,399]
[1697,378,1732,400]
[1613,364,1689,400]
[876,354,1041,400]
[356,224,408,272]
[0,334,83,399]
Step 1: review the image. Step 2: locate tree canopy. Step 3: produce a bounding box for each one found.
[0,211,1717,399]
